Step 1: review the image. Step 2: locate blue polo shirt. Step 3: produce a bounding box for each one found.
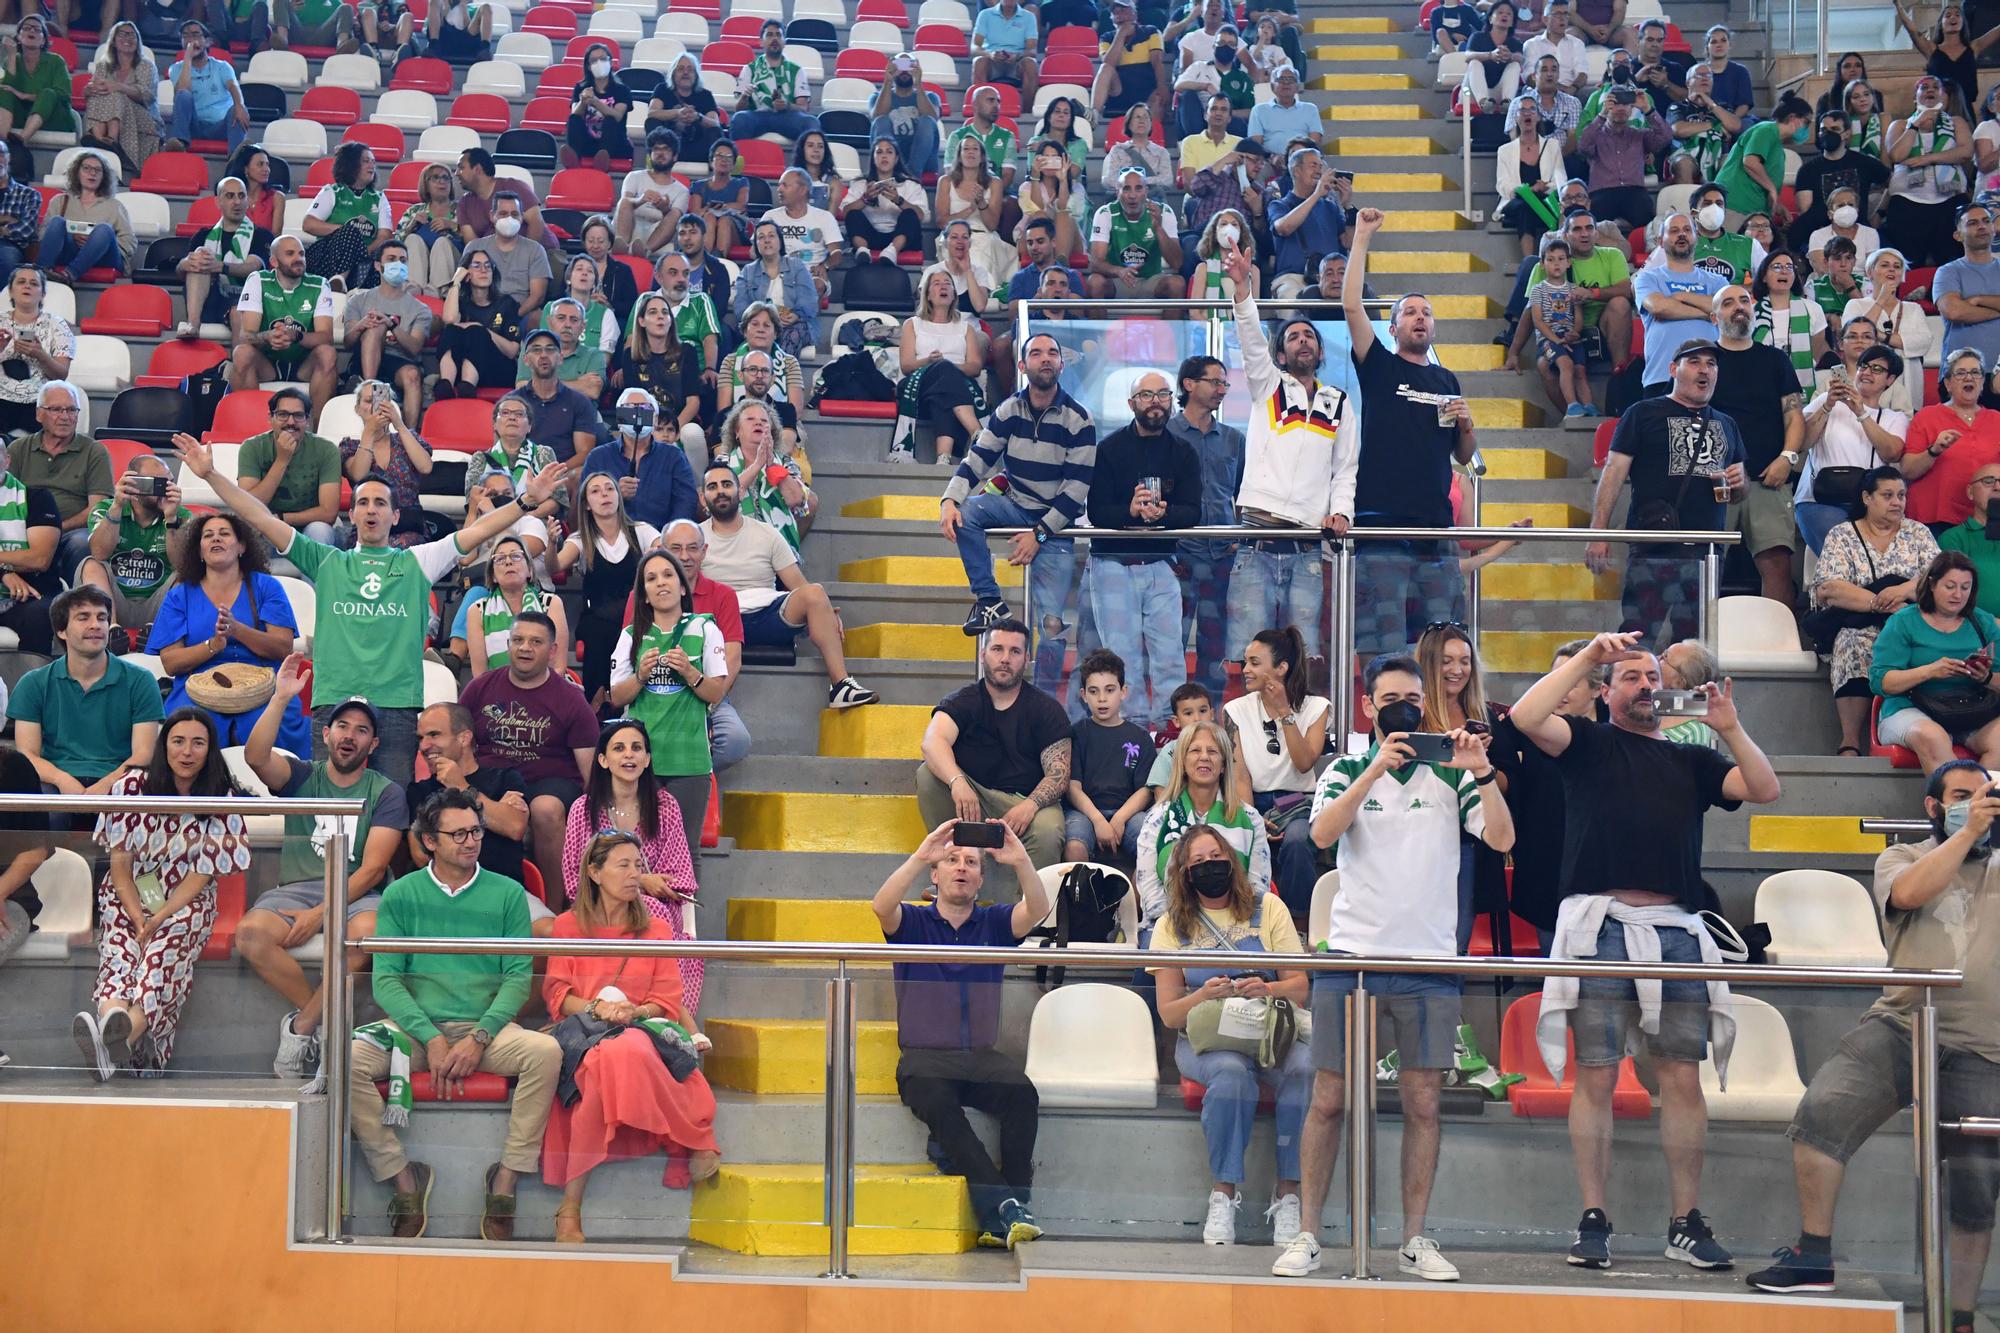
[7,653,165,783]
[973,2,1037,53]
[1005,262,1086,303]
[167,55,241,127]
[1246,97,1323,152]
[581,437,700,531]
[1269,190,1346,279]
[887,901,1023,1049]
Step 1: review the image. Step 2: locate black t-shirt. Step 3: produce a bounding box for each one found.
[1489,716,1567,931]
[1607,394,1747,535]
[1351,337,1460,526]
[1550,716,1741,909]
[407,765,528,885]
[935,680,1072,797]
[0,746,44,921]
[1071,717,1156,817]
[612,343,702,425]
[1708,343,1801,473]
[1791,150,1891,237]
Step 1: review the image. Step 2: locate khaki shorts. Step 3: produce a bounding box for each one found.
[1728,478,1797,556]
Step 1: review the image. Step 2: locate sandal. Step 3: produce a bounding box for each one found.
[554,1201,585,1244]
[688,1149,722,1184]
[1837,745,1862,757]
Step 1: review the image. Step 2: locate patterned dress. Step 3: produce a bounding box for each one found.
[559,790,702,1016]
[1811,518,1940,691]
[90,771,252,1070]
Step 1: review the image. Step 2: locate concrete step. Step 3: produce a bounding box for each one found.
[727,897,891,946]
[704,1017,901,1095]
[725,755,918,795]
[847,622,974,663]
[819,704,931,759]
[690,1164,977,1256]
[839,554,1021,591]
[722,790,927,854]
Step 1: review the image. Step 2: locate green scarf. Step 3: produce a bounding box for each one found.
[356,1021,413,1126]
[1677,121,1727,181]
[1850,112,1883,158]
[1153,790,1259,884]
[1906,111,1967,196]
[723,447,801,552]
[741,54,802,111]
[1753,297,1816,388]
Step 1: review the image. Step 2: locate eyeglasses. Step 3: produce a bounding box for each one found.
[1261,717,1282,755]
[1196,377,1228,388]
[1131,389,1174,402]
[271,410,307,421]
[435,826,485,844]
[40,404,78,415]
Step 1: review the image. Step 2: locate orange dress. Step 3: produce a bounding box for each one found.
[540,913,720,1189]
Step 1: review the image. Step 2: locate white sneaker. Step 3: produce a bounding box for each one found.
[1265,1193,1303,1247]
[1399,1234,1461,1281]
[1271,1230,1322,1277]
[71,1010,111,1082]
[173,321,196,340]
[1202,1190,1238,1245]
[273,1009,319,1079]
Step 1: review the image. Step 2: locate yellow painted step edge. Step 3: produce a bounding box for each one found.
[703,1018,901,1095]
[689,1165,978,1257]
[838,555,1023,589]
[1749,816,1886,857]
[818,703,931,759]
[1308,17,1399,33]
[723,790,929,853]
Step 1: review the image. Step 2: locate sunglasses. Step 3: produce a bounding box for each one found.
[1261,717,1282,755]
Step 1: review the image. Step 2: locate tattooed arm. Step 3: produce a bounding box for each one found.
[1028,737,1072,809]
[1764,390,1805,490]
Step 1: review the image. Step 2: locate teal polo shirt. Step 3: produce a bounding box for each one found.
[7,653,165,782]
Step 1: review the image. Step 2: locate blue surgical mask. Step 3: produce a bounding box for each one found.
[1944,799,1995,852]
[382,260,409,286]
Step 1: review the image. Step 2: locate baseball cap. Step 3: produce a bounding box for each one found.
[329,695,381,729]
[1672,337,1721,362]
[523,327,561,350]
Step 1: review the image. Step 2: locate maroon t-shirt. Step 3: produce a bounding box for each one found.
[459,668,600,784]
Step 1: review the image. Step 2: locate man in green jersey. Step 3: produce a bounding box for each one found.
[230,235,339,428]
[171,430,576,789]
[271,0,359,53]
[728,18,820,144]
[944,85,1021,192]
[1087,169,1186,299]
[80,451,188,648]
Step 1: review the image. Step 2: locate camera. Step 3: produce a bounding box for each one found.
[615,402,657,433]
[1653,689,1710,717]
[127,474,167,498]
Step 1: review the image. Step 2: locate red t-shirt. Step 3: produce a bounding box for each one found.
[1905,405,2000,525]
[622,574,743,642]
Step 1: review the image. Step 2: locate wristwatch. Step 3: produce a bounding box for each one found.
[1280,712,1299,730]
[1473,768,1499,786]
[1781,450,1801,467]
[471,1027,492,1047]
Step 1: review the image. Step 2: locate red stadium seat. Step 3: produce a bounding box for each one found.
[536,62,584,98]
[719,15,765,42]
[914,22,967,56]
[1104,112,1166,148]
[1661,20,1692,53]
[387,159,431,196]
[1045,24,1097,54]
[1040,52,1095,85]
[735,138,786,180]
[137,340,228,389]
[700,40,753,76]
[522,3,578,37]
[856,0,909,26]
[341,121,406,164]
[389,56,455,95]
[1591,418,1616,468]
[305,156,337,191]
[80,284,172,337]
[421,397,498,452]
[1465,912,1544,957]
[1500,992,1650,1119]
[134,152,209,198]
[203,871,246,961]
[101,438,157,479]
[1871,695,1973,769]
[447,92,513,134]
[667,0,719,18]
[1417,0,1441,28]
[1628,224,1647,264]
[69,70,88,110]
[817,399,896,420]
[566,34,620,63]
[961,85,1021,119]
[207,390,274,445]
[834,49,887,80]
[1180,1078,1276,1113]
[522,860,551,905]
[297,86,361,127]
[702,773,720,848]
[1903,264,1939,316]
[614,253,654,291]
[543,166,615,210]
[521,96,570,133]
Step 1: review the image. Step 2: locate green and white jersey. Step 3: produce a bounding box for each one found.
[284,532,462,709]
[723,446,801,553]
[1309,746,1484,957]
[1690,231,1754,284]
[307,183,394,234]
[944,121,1019,175]
[610,613,729,778]
[236,271,336,354]
[1089,201,1179,279]
[471,585,550,663]
[88,499,189,598]
[0,470,32,554]
[735,53,808,111]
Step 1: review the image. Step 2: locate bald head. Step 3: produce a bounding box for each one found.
[1715,284,1754,341]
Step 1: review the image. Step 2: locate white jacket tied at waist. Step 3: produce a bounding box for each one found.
[1231,292,1360,529]
[1536,893,1738,1089]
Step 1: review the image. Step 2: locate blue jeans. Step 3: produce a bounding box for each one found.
[0,242,23,277]
[1175,1035,1312,1186]
[708,698,751,772]
[1176,545,1234,700]
[870,113,941,178]
[1225,544,1325,657]
[39,219,121,277]
[169,98,249,152]
[729,108,821,142]
[1353,538,1466,657]
[1087,557,1183,727]
[953,491,1076,608]
[1794,500,1848,555]
[1062,804,1144,862]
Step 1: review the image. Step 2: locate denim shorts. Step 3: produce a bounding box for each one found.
[741,594,802,647]
[1311,968,1462,1073]
[1569,915,1709,1066]
[1790,1014,2000,1230]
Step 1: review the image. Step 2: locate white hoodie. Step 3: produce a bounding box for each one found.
[1231,291,1360,529]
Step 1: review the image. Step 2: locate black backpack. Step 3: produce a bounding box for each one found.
[1027,863,1131,989]
[809,348,896,406]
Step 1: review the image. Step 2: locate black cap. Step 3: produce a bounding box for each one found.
[328,695,381,729]
[1672,337,1721,362]
[1231,136,1269,157]
[523,328,561,350]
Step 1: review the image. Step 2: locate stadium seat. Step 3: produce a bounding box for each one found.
[391,57,456,96]
[13,849,91,961]
[1046,23,1095,54]
[519,96,570,134]
[105,387,190,448]
[735,139,786,180]
[603,0,660,13]
[207,392,273,446]
[1032,83,1089,117]
[1591,417,1616,467]
[701,39,753,75]
[914,22,966,58]
[523,3,578,36]
[413,124,482,165]
[843,263,915,314]
[134,152,210,198]
[1718,595,1818,674]
[422,398,498,452]
[342,121,408,163]
[464,60,529,98]
[917,0,969,22]
[535,62,585,98]
[138,339,227,389]
[719,14,766,42]
[544,167,615,211]
[44,145,122,189]
[144,236,195,281]
[962,84,1020,119]
[1903,265,1940,316]
[239,81,290,126]
[849,18,904,53]
[1040,52,1095,85]
[1699,995,1807,1121]
[1755,869,1889,967]
[916,48,959,89]
[632,36,687,67]
[246,49,310,91]
[833,49,887,81]
[496,127,561,171]
[373,90,440,134]
[264,118,331,163]
[1027,863,1139,948]
[120,191,173,243]
[80,285,171,338]
[320,52,382,92]
[655,12,712,44]
[1500,992,1651,1119]
[820,77,878,116]
[786,17,838,53]
[1306,870,1337,950]
[1870,694,1971,768]
[71,336,132,394]
[297,86,362,129]
[423,658,458,706]
[587,8,644,40]
[272,575,319,647]
[855,0,909,26]
[175,441,240,508]
[699,67,738,102]
[316,393,363,445]
[564,33,617,63]
[101,438,158,480]
[1465,911,1542,957]
[792,0,846,24]
[783,45,825,82]
[1024,983,1159,1108]
[494,30,555,71]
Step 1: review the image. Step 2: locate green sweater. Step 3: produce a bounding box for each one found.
[369,865,532,1043]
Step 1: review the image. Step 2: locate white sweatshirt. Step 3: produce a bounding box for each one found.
[1231,292,1360,529]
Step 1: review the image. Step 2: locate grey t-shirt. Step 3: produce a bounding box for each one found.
[1936,254,2000,367]
[463,236,553,308]
[343,284,435,344]
[1871,838,2000,1062]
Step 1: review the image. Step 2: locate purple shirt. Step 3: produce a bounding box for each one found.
[888,902,1023,1049]
[459,668,599,785]
[1578,115,1674,191]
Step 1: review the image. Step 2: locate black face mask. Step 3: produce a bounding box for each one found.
[1376,700,1424,739]
[1187,859,1235,900]
[1819,130,1844,154]
[1216,45,1237,65]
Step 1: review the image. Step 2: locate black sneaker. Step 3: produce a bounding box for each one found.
[108,625,131,656]
[1665,1209,1733,1269]
[960,598,1012,636]
[1568,1207,1612,1269]
[1746,1246,1835,1294]
[828,676,879,709]
[999,1197,1042,1249]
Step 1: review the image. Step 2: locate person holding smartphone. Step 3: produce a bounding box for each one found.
[869,817,1051,1251]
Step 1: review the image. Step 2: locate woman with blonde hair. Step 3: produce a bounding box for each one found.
[1148,822,1310,1246]
[888,266,985,463]
[83,21,159,169]
[394,163,460,294]
[542,829,719,1244]
[1133,718,1271,930]
[1413,620,1505,952]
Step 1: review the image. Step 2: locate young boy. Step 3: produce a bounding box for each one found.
[1064,650,1157,865]
[1147,681,1214,800]
[1807,235,1862,313]
[1527,236,1594,419]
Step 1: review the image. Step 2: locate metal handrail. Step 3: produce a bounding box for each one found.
[1862,818,1934,835]
[0,794,365,815]
[974,524,1743,546]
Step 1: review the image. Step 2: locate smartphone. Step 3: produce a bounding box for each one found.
[951,820,1005,849]
[127,474,167,498]
[1401,732,1455,763]
[1654,689,1710,717]
[1971,643,1994,673]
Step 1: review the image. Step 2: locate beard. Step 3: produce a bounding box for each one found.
[707,493,740,521]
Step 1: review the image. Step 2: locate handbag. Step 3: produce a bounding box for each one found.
[1800,521,1900,652]
[1629,466,1701,531]
[1811,465,1867,510]
[1186,994,1303,1067]
[1914,681,2000,733]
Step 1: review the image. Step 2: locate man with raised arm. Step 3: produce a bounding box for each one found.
[1508,630,1780,1274]
[172,433,576,787]
[871,818,1051,1250]
[1343,206,1479,654]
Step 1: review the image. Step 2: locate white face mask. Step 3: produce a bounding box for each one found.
[1217,223,1241,248]
[1832,204,1859,228]
[494,216,522,239]
[591,59,612,79]
[1696,203,1725,232]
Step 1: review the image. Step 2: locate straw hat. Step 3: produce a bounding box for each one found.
[186,664,275,714]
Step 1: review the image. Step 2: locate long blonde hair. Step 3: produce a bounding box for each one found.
[1163,824,1254,949]
[573,831,651,935]
[1164,719,1242,821]
[1416,623,1490,734]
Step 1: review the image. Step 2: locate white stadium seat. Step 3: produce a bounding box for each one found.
[320,52,382,92]
[424,659,459,707]
[464,59,528,99]
[792,0,847,24]
[632,36,686,67]
[918,0,970,25]
[121,191,173,242]
[821,77,878,115]
[1436,51,1470,89]
[1700,996,1809,1121]
[1032,83,1090,116]
[730,0,785,18]
[1025,983,1160,1108]
[700,67,737,101]
[603,0,658,14]
[44,145,120,189]
[494,30,554,72]
[317,393,363,445]
[275,576,318,647]
[1308,870,1338,950]
[1718,595,1818,674]
[71,336,131,394]
[587,8,645,42]
[849,19,905,53]
[784,45,825,82]
[372,90,441,133]
[655,12,710,43]
[13,850,93,960]
[262,118,330,164]
[175,442,239,509]
[1756,869,1889,968]
[916,49,959,89]
[414,125,482,165]
[44,282,73,324]
[1027,863,1140,950]
[246,50,310,91]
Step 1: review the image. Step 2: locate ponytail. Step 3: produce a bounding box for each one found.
[1251,626,1308,709]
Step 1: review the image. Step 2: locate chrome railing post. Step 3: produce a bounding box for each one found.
[1331,536,1355,750]
[1816,0,1828,75]
[322,830,351,1244]
[1461,94,1473,220]
[1344,975,1377,1279]
[821,963,857,1279]
[1915,995,1948,1333]
[1698,541,1722,652]
[1464,469,1484,648]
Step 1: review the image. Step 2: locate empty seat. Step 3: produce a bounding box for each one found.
[464,60,528,98]
[915,48,959,89]
[139,339,227,388]
[523,3,578,36]
[791,0,847,24]
[1026,862,1140,949]
[372,90,440,133]
[275,575,319,646]
[586,8,643,40]
[1699,995,1808,1121]
[263,118,330,163]
[855,0,909,26]
[495,128,560,171]
[820,77,878,116]
[319,52,382,92]
[119,191,173,243]
[207,391,273,445]
[655,12,712,44]
[518,96,570,134]
[71,335,132,394]
[848,19,904,53]
[1755,869,1889,967]
[176,441,241,508]
[544,167,615,211]
[494,29,555,71]
[786,17,838,53]
[631,36,686,67]
[1500,991,1651,1119]
[423,658,458,706]
[917,0,969,23]
[1306,869,1338,949]
[133,151,209,198]
[297,86,362,128]
[413,124,481,165]
[104,386,189,448]
[1024,983,1159,1108]
[1718,594,1818,674]
[389,57,456,96]
[80,284,171,337]
[447,92,514,134]
[422,397,497,452]
[1436,51,1470,89]
[914,23,966,58]
[246,49,310,91]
